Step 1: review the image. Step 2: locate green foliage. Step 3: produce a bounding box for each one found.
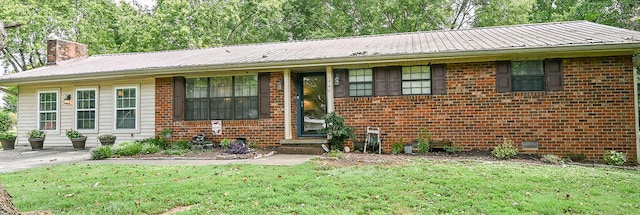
[541,154,564,164]
[326,149,343,158]
[2,87,17,113]
[319,112,355,150]
[0,131,17,140]
[161,128,173,137]
[220,138,233,148]
[163,149,189,155]
[417,128,431,153]
[90,145,113,160]
[171,140,191,150]
[249,140,259,148]
[140,143,161,154]
[135,136,168,149]
[566,153,587,162]
[391,141,403,155]
[603,151,627,166]
[492,138,519,160]
[98,134,116,141]
[112,142,142,156]
[25,129,45,138]
[65,129,84,138]
[0,111,13,132]
[444,145,461,154]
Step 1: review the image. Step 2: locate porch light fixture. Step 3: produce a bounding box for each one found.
[277,78,283,91]
[63,94,72,104]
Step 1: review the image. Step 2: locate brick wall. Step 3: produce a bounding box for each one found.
[46,39,88,65]
[155,73,287,146]
[335,56,637,162]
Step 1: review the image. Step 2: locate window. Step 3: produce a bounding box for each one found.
[348,68,373,96]
[402,66,431,95]
[185,75,258,120]
[511,61,544,91]
[115,87,137,129]
[76,89,97,130]
[38,91,58,131]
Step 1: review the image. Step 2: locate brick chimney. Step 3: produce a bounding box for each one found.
[46,39,88,65]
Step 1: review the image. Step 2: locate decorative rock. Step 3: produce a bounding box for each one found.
[254,154,263,159]
[216,155,237,160]
[266,151,275,157]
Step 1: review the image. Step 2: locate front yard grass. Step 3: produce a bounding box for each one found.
[0,160,638,214]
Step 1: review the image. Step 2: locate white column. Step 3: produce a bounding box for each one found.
[326,66,335,113]
[283,69,292,139]
[634,55,639,164]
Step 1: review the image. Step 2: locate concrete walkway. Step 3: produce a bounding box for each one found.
[1,144,317,173]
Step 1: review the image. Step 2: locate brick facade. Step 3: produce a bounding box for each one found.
[335,56,636,161]
[155,56,637,162]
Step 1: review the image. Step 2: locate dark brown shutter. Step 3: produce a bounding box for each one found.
[258,73,271,119]
[545,59,563,91]
[388,67,402,96]
[496,61,511,93]
[333,69,347,98]
[374,67,388,96]
[431,64,447,95]
[173,76,185,121]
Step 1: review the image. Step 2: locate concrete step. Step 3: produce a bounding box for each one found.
[278,146,325,155]
[278,138,328,155]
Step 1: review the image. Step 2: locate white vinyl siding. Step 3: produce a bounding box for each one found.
[37,90,59,132]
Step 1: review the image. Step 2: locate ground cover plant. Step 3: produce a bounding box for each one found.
[1,159,639,214]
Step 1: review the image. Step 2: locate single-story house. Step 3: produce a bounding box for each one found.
[0,21,638,162]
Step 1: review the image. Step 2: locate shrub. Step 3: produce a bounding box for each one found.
[565,153,587,162]
[319,112,355,150]
[225,141,251,154]
[25,129,45,138]
[171,140,191,150]
[140,143,161,154]
[113,142,142,156]
[391,142,403,155]
[0,111,12,132]
[91,146,113,160]
[541,154,564,164]
[417,128,431,153]
[0,132,16,140]
[603,151,627,166]
[249,140,259,148]
[492,138,519,160]
[135,136,168,149]
[220,139,233,148]
[326,149,343,158]
[444,145,461,154]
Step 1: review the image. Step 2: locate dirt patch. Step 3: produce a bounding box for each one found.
[156,205,193,215]
[122,147,278,160]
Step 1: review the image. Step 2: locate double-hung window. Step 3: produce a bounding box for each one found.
[76,89,97,130]
[38,91,58,131]
[115,87,137,129]
[185,75,258,120]
[511,61,545,91]
[348,68,373,96]
[402,66,431,95]
[496,59,563,93]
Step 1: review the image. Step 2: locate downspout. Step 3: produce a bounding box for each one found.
[634,54,640,164]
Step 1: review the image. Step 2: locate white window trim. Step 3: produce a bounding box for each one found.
[113,85,140,133]
[37,89,60,134]
[74,87,99,133]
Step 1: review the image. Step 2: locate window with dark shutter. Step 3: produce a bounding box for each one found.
[511,60,545,91]
[184,75,259,120]
[401,65,431,95]
[496,61,511,93]
[545,59,563,91]
[431,65,447,95]
[258,73,270,119]
[374,67,401,96]
[173,77,185,121]
[333,69,347,98]
[349,68,373,96]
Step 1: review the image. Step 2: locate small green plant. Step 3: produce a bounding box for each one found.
[319,112,355,150]
[65,129,84,138]
[391,140,403,155]
[541,154,564,164]
[220,138,233,148]
[90,145,113,160]
[249,140,259,148]
[26,129,45,138]
[112,142,143,156]
[603,151,627,166]
[171,140,191,150]
[566,153,587,162]
[492,138,519,160]
[417,128,431,153]
[163,149,189,155]
[326,149,343,158]
[0,111,13,132]
[98,134,116,141]
[161,128,173,137]
[444,145,461,154]
[140,143,161,154]
[135,136,168,149]
[0,132,17,140]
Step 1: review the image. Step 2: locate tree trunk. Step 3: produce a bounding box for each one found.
[0,182,21,215]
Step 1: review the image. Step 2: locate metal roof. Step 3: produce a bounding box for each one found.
[2,21,640,84]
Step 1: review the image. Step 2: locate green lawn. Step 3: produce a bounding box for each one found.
[0,159,639,214]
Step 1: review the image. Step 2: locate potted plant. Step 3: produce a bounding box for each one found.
[0,132,16,150]
[66,129,87,150]
[98,134,116,146]
[26,129,45,150]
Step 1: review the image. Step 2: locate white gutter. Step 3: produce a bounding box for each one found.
[1,43,640,86]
